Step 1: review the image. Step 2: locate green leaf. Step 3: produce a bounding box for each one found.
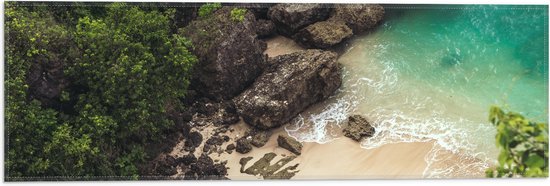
[525,154,545,168]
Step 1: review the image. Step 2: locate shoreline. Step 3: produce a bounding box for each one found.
[166,34,491,180]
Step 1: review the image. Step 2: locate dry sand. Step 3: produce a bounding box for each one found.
[220,122,434,180]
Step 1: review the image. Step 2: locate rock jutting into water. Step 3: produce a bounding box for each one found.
[239,152,300,179]
[342,115,376,142]
[277,135,303,155]
[293,20,353,49]
[235,49,342,129]
[329,4,385,34]
[182,7,267,101]
[268,4,331,36]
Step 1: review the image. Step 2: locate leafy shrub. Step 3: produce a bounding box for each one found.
[198,2,221,17]
[4,4,75,177]
[230,8,247,22]
[5,2,197,179]
[486,106,548,177]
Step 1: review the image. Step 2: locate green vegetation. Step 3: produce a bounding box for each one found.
[230,8,247,22]
[198,2,222,18]
[5,2,196,179]
[486,106,549,178]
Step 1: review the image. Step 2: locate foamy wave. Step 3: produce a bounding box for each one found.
[285,97,359,144]
[285,38,499,178]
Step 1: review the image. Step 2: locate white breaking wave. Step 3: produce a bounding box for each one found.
[285,43,497,178]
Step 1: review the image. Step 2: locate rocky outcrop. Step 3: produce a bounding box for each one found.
[268,4,331,36]
[342,115,375,141]
[329,4,385,34]
[235,49,342,129]
[182,7,267,101]
[293,20,353,49]
[256,19,276,38]
[277,135,302,155]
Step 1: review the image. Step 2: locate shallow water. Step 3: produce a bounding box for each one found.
[286,5,548,178]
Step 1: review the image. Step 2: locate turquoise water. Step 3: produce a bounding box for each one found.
[287,5,548,178]
[380,5,548,121]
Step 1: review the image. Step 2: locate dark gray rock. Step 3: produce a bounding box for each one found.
[256,19,276,38]
[250,131,270,148]
[188,154,228,180]
[235,49,342,129]
[277,135,302,155]
[342,115,375,141]
[225,143,236,154]
[268,4,331,36]
[184,131,203,152]
[293,20,353,49]
[235,137,253,154]
[182,7,268,101]
[329,4,385,34]
[177,153,197,166]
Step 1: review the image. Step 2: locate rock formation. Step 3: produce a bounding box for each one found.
[268,4,331,36]
[329,4,385,34]
[182,7,268,100]
[235,49,342,129]
[293,20,353,48]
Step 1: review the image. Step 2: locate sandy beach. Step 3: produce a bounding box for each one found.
[166,35,488,180]
[221,122,434,180]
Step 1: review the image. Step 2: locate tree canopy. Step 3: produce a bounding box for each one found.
[5,2,196,179]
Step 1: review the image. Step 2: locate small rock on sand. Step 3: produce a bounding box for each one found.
[277,135,303,155]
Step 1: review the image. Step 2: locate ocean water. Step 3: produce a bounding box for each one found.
[285,5,548,178]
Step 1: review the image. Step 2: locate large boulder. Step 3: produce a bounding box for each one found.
[342,115,376,141]
[329,4,385,34]
[182,7,267,101]
[235,50,342,129]
[293,20,353,49]
[268,4,331,36]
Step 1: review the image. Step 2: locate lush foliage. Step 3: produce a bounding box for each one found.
[486,106,549,178]
[5,2,197,179]
[198,3,221,18]
[230,8,247,22]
